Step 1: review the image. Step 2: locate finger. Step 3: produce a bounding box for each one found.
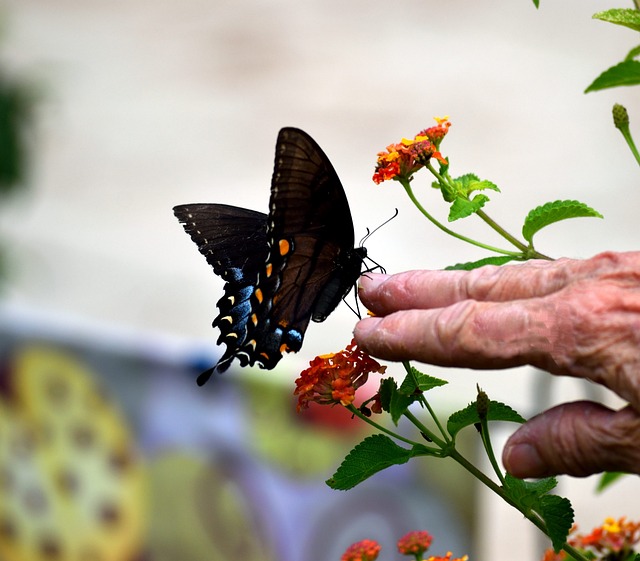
[354,299,556,370]
[358,252,634,316]
[503,401,640,478]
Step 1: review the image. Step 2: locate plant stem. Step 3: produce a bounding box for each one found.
[475,209,552,260]
[619,124,640,167]
[403,361,450,441]
[345,404,437,450]
[404,409,447,448]
[479,415,506,486]
[399,178,522,257]
[446,448,591,561]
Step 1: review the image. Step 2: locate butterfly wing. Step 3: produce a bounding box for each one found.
[173,204,271,381]
[173,204,268,275]
[251,128,366,359]
[174,128,366,382]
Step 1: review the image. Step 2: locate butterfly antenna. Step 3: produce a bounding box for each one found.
[358,208,399,247]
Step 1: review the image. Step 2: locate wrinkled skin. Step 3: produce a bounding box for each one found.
[354,251,640,478]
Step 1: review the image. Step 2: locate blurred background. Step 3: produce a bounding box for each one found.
[1,0,639,560]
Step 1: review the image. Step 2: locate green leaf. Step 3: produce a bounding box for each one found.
[378,378,419,425]
[505,474,558,497]
[445,255,520,270]
[625,45,640,62]
[596,471,626,492]
[447,400,525,439]
[540,494,575,552]
[503,475,574,553]
[455,173,500,196]
[326,434,415,490]
[522,200,603,243]
[377,377,395,413]
[504,474,558,508]
[381,369,447,424]
[399,366,448,394]
[449,194,489,222]
[532,0,539,7]
[593,9,640,32]
[585,60,640,93]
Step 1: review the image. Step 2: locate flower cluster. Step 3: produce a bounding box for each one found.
[294,339,386,412]
[341,531,468,561]
[397,531,434,557]
[373,117,451,185]
[341,539,382,561]
[542,517,640,561]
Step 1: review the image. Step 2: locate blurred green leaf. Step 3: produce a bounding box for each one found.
[596,471,626,492]
[593,9,640,32]
[585,60,640,93]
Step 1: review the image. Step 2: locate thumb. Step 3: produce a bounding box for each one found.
[502,401,640,478]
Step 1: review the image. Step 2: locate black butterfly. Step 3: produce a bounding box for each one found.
[174,127,367,385]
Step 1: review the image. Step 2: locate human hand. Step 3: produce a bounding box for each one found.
[354,251,640,478]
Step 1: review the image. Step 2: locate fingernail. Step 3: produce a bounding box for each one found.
[358,273,389,291]
[353,316,380,337]
[503,442,547,478]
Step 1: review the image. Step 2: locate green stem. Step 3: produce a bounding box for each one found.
[619,124,640,167]
[403,361,450,442]
[399,178,521,257]
[425,163,553,261]
[479,415,506,486]
[403,409,447,449]
[475,209,552,260]
[345,404,438,450]
[446,448,590,561]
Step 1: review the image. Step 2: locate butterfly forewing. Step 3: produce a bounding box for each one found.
[262,128,364,328]
[174,128,366,382]
[270,128,356,247]
[173,204,268,276]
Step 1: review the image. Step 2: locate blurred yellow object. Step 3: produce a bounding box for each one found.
[0,346,146,561]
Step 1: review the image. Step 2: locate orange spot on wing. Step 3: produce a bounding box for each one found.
[279,239,290,256]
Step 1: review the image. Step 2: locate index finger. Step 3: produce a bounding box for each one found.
[358,252,632,316]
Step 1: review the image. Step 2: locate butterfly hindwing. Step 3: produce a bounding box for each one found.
[174,128,366,381]
[173,204,272,380]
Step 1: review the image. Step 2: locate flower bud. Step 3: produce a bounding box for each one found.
[612,103,629,131]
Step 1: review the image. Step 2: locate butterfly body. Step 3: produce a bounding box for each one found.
[174,128,365,383]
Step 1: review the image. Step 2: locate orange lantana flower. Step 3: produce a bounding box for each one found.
[541,517,640,561]
[373,118,451,185]
[294,339,386,412]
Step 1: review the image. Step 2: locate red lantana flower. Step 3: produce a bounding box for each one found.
[373,117,451,185]
[341,539,382,561]
[294,339,386,412]
[397,530,433,556]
